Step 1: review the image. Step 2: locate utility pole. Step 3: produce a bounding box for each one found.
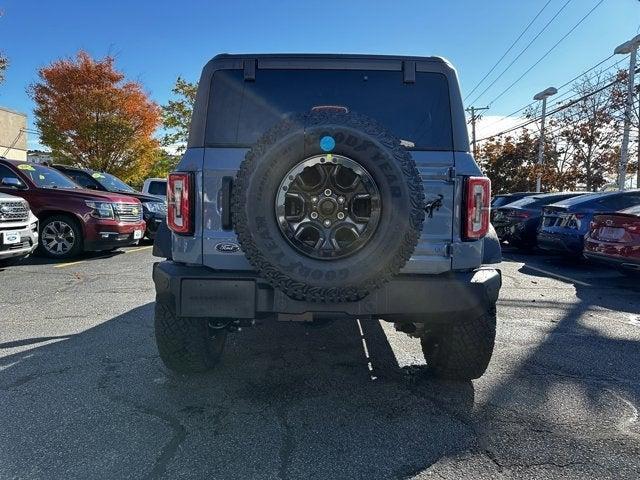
[466,106,489,158]
[533,87,557,193]
[614,34,640,190]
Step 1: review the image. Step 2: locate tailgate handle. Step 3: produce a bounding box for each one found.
[220,177,233,230]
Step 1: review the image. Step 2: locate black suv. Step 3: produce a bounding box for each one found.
[51,165,166,240]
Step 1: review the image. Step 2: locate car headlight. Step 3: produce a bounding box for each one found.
[143,201,167,215]
[85,201,115,219]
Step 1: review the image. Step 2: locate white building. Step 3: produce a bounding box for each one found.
[0,106,27,161]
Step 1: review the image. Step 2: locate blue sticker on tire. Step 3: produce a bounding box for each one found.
[320,136,336,152]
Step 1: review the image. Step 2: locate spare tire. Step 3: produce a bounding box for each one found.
[232,111,424,302]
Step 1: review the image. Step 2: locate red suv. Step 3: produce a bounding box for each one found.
[0,159,146,259]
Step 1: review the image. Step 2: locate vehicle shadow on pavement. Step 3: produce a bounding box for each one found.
[0,304,476,479]
[14,249,126,267]
[473,269,640,477]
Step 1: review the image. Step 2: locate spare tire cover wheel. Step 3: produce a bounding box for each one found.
[233,112,425,302]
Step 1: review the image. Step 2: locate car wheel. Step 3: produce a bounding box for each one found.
[38,215,83,259]
[154,296,227,374]
[420,306,497,380]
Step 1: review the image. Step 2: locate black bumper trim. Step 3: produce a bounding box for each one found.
[153,261,501,322]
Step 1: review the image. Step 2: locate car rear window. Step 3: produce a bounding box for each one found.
[510,193,581,209]
[205,69,453,150]
[595,192,640,210]
[148,181,166,196]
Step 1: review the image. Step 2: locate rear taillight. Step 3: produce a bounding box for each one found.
[167,172,193,234]
[464,176,491,240]
[626,218,640,234]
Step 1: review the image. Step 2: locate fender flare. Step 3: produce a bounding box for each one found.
[482,224,502,264]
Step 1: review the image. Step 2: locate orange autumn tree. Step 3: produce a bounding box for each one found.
[30,51,161,184]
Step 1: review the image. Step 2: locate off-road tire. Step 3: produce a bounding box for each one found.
[154,297,227,374]
[232,111,425,303]
[421,307,497,380]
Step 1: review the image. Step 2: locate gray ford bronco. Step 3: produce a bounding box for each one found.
[152,54,502,380]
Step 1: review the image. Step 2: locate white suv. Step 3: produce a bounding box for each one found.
[0,192,38,266]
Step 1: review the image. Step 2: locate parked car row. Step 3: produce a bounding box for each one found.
[493,189,640,275]
[0,158,166,265]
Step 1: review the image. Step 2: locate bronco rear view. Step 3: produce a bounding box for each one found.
[152,54,502,380]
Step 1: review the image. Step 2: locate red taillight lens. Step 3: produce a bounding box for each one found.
[167,172,193,234]
[464,176,491,240]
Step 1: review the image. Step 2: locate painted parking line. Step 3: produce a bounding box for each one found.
[124,245,153,253]
[53,259,87,269]
[524,264,592,287]
[53,245,152,268]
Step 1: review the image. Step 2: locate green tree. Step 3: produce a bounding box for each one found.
[161,77,198,153]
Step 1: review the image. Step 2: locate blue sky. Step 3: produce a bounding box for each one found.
[1,0,639,149]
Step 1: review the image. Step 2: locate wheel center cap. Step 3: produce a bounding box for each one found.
[319,199,337,216]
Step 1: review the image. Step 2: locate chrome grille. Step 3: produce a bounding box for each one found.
[0,201,29,223]
[113,203,143,223]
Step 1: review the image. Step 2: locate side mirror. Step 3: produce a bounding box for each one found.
[1,177,26,189]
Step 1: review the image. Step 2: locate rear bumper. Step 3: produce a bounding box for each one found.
[84,220,146,251]
[153,261,501,323]
[537,231,584,255]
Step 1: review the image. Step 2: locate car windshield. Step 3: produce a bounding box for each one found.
[92,172,136,193]
[17,163,79,189]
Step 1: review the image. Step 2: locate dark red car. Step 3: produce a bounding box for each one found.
[0,159,146,259]
[584,205,640,275]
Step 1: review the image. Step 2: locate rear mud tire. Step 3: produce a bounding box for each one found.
[421,307,497,380]
[232,111,425,303]
[154,297,227,374]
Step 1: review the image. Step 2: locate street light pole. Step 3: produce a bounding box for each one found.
[614,34,640,190]
[533,87,557,193]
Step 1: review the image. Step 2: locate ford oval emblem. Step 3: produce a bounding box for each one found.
[215,242,240,253]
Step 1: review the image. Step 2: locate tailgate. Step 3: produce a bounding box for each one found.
[401,151,454,274]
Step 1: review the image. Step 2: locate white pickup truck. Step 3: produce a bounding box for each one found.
[0,192,39,266]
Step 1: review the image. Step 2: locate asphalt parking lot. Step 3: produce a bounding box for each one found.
[1,245,639,479]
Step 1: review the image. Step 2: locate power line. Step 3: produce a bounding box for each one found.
[476,73,629,143]
[486,0,606,107]
[468,0,574,106]
[463,0,553,101]
[480,53,625,132]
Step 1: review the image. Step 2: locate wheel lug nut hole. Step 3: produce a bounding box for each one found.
[337,212,345,220]
[310,212,318,219]
[324,189,332,196]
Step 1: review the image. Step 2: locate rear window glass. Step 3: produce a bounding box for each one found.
[510,193,580,209]
[205,69,453,150]
[148,181,166,196]
[595,193,640,211]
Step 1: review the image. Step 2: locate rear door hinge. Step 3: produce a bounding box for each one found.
[447,166,456,182]
[445,243,454,257]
